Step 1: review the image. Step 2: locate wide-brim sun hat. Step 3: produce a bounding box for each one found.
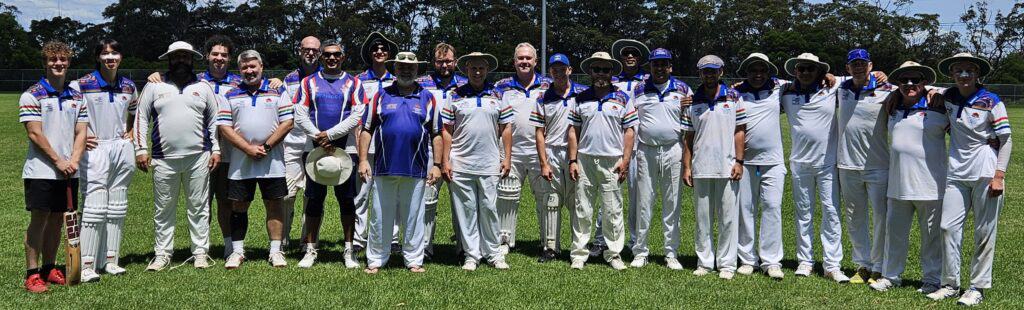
[937,52,991,78]
[611,39,650,65]
[580,52,623,76]
[158,41,204,60]
[304,147,354,186]
[737,53,779,77]
[385,51,428,73]
[360,32,399,65]
[784,52,831,76]
[889,61,936,85]
[456,52,498,75]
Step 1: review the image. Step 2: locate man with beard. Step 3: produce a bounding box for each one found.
[494,42,549,255]
[134,41,223,271]
[281,36,322,247]
[415,42,466,258]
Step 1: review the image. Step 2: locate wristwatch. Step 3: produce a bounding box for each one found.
[433,162,444,168]
[569,159,578,164]
[263,143,272,150]
[735,159,744,165]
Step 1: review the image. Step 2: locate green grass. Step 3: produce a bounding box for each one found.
[1,92,1022,308]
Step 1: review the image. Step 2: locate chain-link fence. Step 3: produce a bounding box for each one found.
[3,69,1023,103]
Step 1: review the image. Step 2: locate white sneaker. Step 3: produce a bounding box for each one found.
[826,270,850,283]
[104,263,126,275]
[193,254,212,269]
[268,251,287,268]
[80,268,100,283]
[462,258,478,271]
[146,255,171,271]
[343,248,360,269]
[570,259,586,270]
[917,283,940,294]
[767,266,784,280]
[737,265,755,275]
[492,259,509,270]
[957,289,983,306]
[926,285,960,301]
[719,270,735,280]
[795,264,814,277]
[693,267,710,276]
[665,257,682,270]
[870,278,896,291]
[609,258,627,270]
[630,256,647,268]
[225,252,245,269]
[297,248,318,268]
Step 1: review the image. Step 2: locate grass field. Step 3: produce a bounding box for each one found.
[1,92,1022,308]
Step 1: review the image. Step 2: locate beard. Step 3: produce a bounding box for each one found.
[396,76,417,87]
[592,79,610,88]
[169,62,194,77]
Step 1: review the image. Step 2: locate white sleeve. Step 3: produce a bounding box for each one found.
[133,85,153,155]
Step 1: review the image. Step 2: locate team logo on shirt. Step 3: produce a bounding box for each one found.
[121,95,129,101]
[413,104,423,114]
[723,103,730,109]
[386,103,398,110]
[192,92,201,97]
[266,98,274,103]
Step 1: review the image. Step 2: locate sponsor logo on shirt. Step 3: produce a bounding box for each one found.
[386,103,398,110]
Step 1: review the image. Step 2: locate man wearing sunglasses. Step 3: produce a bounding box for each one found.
[567,52,637,271]
[836,49,897,285]
[780,53,850,283]
[281,36,322,248]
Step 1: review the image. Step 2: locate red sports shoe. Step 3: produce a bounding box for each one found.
[45,269,66,285]
[24,274,48,293]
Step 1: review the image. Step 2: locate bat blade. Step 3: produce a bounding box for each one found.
[64,182,81,285]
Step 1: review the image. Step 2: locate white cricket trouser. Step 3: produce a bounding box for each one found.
[571,154,624,263]
[499,156,542,248]
[152,152,211,256]
[693,178,739,272]
[738,163,786,268]
[451,172,502,263]
[941,178,1004,289]
[367,176,426,268]
[790,162,843,272]
[354,154,399,248]
[883,199,941,284]
[282,147,305,246]
[79,139,134,268]
[535,146,576,251]
[839,168,889,272]
[631,142,682,258]
[595,147,638,248]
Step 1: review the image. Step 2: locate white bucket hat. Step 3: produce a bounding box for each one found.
[937,52,992,78]
[784,53,830,77]
[890,61,936,85]
[580,52,623,76]
[304,147,354,186]
[386,51,428,73]
[457,52,499,75]
[158,41,204,60]
[737,53,779,77]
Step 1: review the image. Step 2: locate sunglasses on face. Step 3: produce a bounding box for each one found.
[591,67,613,74]
[897,77,925,85]
[796,66,818,73]
[322,52,343,59]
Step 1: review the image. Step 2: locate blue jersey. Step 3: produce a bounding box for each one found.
[362,84,440,178]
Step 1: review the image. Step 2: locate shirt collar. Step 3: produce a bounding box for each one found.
[642,78,678,95]
[203,71,237,84]
[432,73,465,90]
[616,69,647,81]
[238,78,270,94]
[542,81,580,103]
[299,66,321,78]
[579,85,621,102]
[39,77,76,99]
[947,85,989,106]
[385,83,426,98]
[737,78,776,94]
[364,69,394,81]
[511,72,544,90]
[91,70,124,90]
[694,82,728,103]
[457,82,495,97]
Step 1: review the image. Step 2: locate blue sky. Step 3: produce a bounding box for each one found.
[8,0,1018,29]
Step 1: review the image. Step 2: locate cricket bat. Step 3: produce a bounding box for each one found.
[64,180,81,285]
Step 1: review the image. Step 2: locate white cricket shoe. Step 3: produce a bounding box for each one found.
[870,278,896,291]
[492,259,509,270]
[193,254,212,269]
[957,289,983,306]
[570,259,586,270]
[665,257,682,270]
[766,266,785,280]
[462,258,478,271]
[269,251,287,268]
[826,270,850,283]
[609,258,627,271]
[630,256,647,268]
[104,263,126,275]
[926,286,960,301]
[297,248,318,268]
[795,263,814,277]
[225,252,245,269]
[737,265,755,275]
[80,268,100,283]
[343,248,360,269]
[693,267,711,276]
[719,270,735,280]
[146,255,171,271]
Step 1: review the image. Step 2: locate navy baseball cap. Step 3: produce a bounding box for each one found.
[848,49,870,63]
[649,48,672,61]
[549,53,570,66]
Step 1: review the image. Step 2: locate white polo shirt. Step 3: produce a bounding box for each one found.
[70,71,138,141]
[20,79,89,179]
[943,87,1013,181]
[441,83,514,176]
[887,99,948,200]
[735,79,786,166]
[216,79,294,180]
[134,75,223,159]
[632,77,692,146]
[568,87,638,157]
[780,80,842,168]
[682,83,748,178]
[496,73,550,158]
[531,82,587,148]
[837,76,894,171]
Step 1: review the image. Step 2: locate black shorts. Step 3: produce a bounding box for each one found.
[210,164,230,200]
[25,178,79,213]
[228,177,288,202]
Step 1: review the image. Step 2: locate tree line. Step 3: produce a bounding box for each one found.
[2,0,1023,83]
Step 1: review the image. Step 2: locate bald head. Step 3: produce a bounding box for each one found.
[299,36,321,67]
[301,36,321,48]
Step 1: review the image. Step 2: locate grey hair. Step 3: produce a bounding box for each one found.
[515,42,537,58]
[320,40,345,53]
[237,50,263,64]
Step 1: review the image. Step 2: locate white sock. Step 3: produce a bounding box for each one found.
[345,241,352,250]
[270,240,282,253]
[306,243,316,251]
[232,240,244,254]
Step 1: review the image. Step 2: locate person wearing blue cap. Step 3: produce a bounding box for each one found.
[682,55,747,280]
[836,49,896,285]
[628,48,692,270]
[533,53,587,262]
